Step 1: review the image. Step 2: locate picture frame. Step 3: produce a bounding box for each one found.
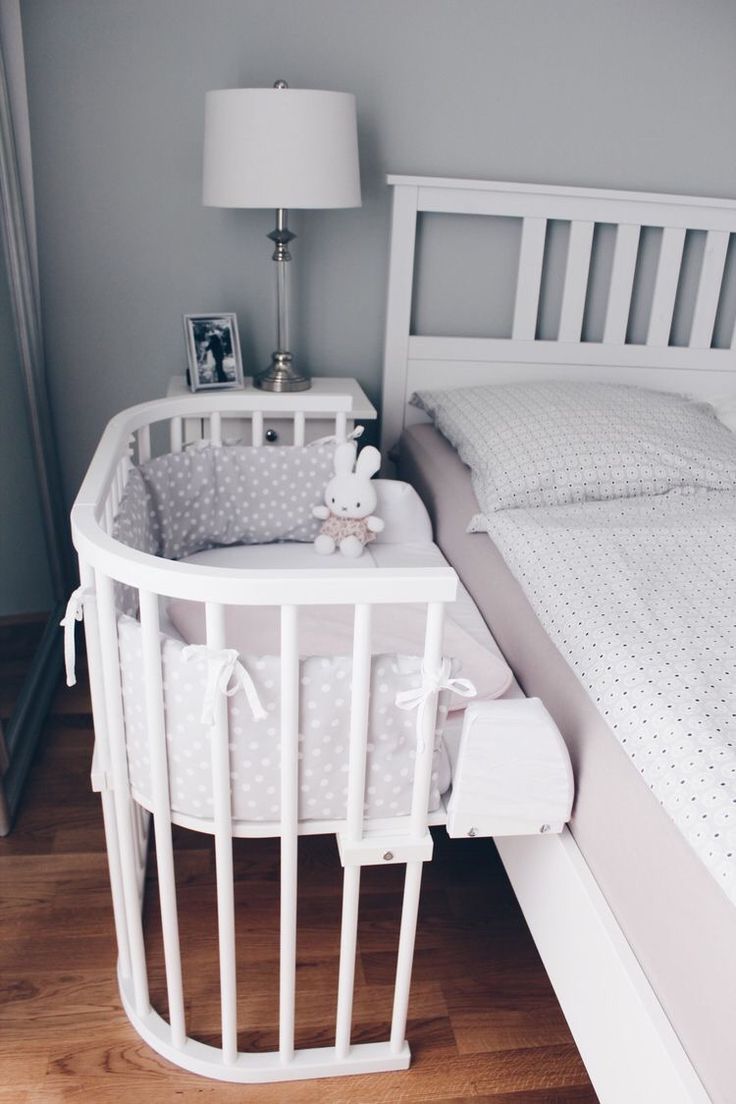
[183,313,244,391]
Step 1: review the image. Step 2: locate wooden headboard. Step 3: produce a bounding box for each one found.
[380,174,736,457]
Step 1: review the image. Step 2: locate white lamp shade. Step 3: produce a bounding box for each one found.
[202,87,361,209]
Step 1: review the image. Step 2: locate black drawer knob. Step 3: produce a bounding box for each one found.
[264,428,279,443]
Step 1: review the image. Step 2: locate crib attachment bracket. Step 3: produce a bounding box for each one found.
[446,699,574,840]
[336,828,434,867]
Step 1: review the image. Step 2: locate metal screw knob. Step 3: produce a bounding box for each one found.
[540,824,551,834]
[265,428,279,443]
[467,827,477,838]
[383,851,394,861]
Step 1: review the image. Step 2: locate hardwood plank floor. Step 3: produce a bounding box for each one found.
[0,652,599,1103]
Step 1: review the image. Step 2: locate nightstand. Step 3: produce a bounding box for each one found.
[166,376,376,446]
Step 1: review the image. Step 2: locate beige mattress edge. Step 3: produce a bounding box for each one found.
[399,422,736,1104]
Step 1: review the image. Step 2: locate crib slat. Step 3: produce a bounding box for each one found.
[335,411,347,441]
[410,602,445,836]
[139,590,186,1048]
[293,411,305,447]
[558,220,594,343]
[603,223,640,345]
[512,216,546,340]
[335,865,361,1060]
[137,424,151,464]
[391,601,445,1055]
[690,229,730,348]
[95,572,150,1018]
[80,561,132,979]
[112,463,123,514]
[104,497,114,534]
[345,604,372,839]
[335,603,373,1059]
[252,410,264,447]
[205,601,238,1065]
[647,226,686,346]
[390,862,424,1054]
[210,411,223,447]
[170,416,183,453]
[279,604,299,1064]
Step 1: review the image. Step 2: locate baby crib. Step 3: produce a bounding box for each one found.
[68,389,467,1083]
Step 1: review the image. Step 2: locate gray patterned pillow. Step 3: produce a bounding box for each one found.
[114,443,333,562]
[411,381,736,517]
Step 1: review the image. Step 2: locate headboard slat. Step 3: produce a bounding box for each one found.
[558,220,595,343]
[646,227,687,346]
[602,224,641,345]
[690,230,730,349]
[512,217,547,340]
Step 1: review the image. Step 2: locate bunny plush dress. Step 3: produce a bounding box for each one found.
[319,512,377,547]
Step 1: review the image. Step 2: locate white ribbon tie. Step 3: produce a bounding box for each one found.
[308,425,364,449]
[182,645,267,726]
[395,659,476,750]
[60,586,94,687]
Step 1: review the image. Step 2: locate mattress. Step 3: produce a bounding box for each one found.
[399,421,736,1104]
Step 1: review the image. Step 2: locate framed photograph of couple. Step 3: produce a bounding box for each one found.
[184,313,244,391]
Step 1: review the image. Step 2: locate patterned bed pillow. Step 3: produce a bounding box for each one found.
[411,381,736,516]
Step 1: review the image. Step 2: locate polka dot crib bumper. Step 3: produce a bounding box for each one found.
[112,443,335,616]
[108,442,473,826]
[118,615,450,823]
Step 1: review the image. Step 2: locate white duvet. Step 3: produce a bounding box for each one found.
[482,488,736,905]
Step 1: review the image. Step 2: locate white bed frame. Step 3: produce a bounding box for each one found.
[381,174,736,1104]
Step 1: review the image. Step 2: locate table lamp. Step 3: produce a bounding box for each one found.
[202,81,361,392]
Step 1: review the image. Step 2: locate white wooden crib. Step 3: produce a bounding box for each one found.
[68,391,460,1081]
[67,390,571,1084]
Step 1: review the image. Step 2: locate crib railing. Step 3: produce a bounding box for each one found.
[71,392,459,1082]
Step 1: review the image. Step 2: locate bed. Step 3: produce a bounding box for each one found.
[379,174,736,1104]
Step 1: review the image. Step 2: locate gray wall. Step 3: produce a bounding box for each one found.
[19,0,736,500]
[0,249,53,615]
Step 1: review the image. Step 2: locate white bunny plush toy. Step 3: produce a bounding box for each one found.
[313,441,385,557]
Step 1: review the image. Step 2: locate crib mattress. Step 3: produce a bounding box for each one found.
[398,421,736,1103]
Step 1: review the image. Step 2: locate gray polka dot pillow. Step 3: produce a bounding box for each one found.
[411,381,736,518]
[114,443,334,562]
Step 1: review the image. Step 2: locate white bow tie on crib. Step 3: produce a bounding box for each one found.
[306,425,364,448]
[60,585,95,687]
[182,645,267,726]
[395,659,476,749]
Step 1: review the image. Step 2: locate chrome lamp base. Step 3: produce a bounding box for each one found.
[254,352,310,392]
[254,201,312,392]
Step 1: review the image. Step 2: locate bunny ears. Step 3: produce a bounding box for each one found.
[333,441,381,479]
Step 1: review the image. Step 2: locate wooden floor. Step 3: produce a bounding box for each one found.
[0,653,598,1103]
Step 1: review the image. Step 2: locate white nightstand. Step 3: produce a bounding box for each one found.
[166,376,376,446]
